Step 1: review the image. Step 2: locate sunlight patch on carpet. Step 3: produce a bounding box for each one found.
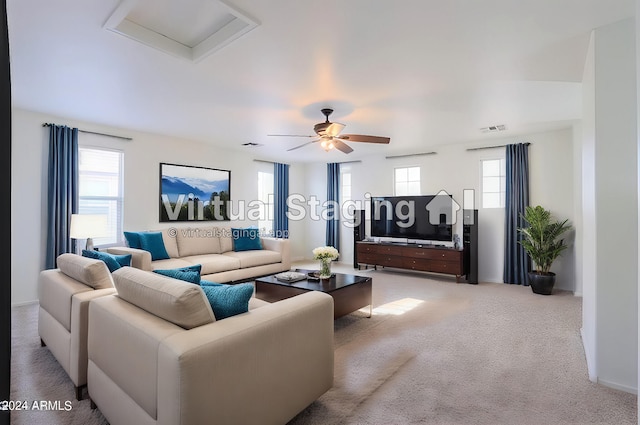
[363,298,424,316]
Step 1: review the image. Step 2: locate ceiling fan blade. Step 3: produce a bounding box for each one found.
[324,122,345,137]
[339,134,390,144]
[333,138,353,154]
[268,134,315,138]
[286,139,320,151]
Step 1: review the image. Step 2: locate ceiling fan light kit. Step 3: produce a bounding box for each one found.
[320,140,335,151]
[271,108,391,154]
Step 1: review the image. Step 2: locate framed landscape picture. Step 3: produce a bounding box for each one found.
[159,162,231,222]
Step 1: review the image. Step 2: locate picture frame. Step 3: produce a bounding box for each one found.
[159,162,231,222]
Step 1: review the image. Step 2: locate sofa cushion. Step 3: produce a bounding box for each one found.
[180,254,241,275]
[153,264,202,285]
[200,280,254,319]
[139,232,170,261]
[221,250,282,269]
[232,227,263,251]
[176,226,221,257]
[82,250,131,273]
[112,267,215,329]
[150,258,194,271]
[56,253,113,290]
[218,227,233,253]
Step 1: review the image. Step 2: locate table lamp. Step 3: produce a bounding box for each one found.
[70,214,108,251]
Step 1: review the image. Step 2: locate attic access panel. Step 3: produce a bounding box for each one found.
[104,0,258,62]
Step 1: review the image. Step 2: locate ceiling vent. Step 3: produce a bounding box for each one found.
[480,124,507,133]
[104,0,259,62]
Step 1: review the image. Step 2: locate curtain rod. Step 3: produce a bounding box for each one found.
[466,142,531,152]
[336,160,362,164]
[42,123,132,141]
[385,152,436,159]
[253,159,290,165]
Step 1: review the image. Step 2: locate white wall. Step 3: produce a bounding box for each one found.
[580,32,598,383]
[11,108,306,304]
[592,18,639,393]
[579,17,638,394]
[637,0,640,416]
[301,129,576,289]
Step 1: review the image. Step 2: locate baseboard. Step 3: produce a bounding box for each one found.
[597,378,638,395]
[11,300,39,308]
[580,328,638,395]
[580,327,597,383]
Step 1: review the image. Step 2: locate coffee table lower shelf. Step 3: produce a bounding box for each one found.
[254,271,372,319]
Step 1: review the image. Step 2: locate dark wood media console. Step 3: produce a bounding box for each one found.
[356,241,468,282]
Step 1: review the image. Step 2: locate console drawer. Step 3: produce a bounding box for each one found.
[428,260,463,275]
[357,253,380,264]
[402,257,431,272]
[357,244,398,255]
[377,255,403,267]
[404,248,460,261]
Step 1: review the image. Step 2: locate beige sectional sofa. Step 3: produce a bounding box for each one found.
[88,267,334,425]
[108,227,290,282]
[38,253,117,400]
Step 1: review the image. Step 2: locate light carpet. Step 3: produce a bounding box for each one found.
[11,263,637,424]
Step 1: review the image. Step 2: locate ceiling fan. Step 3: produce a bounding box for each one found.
[269,108,390,154]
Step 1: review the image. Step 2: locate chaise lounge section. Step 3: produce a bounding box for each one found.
[87,267,334,425]
[107,227,290,282]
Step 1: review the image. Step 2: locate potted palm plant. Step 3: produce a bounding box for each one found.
[518,205,572,295]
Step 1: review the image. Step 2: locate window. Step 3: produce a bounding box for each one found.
[78,147,124,246]
[394,166,420,196]
[481,158,506,208]
[257,171,274,233]
[341,169,352,203]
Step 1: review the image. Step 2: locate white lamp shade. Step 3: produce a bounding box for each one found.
[70,214,109,239]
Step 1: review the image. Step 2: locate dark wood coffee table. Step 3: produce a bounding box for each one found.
[254,269,372,319]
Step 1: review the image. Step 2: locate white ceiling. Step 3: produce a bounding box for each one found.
[7,0,635,162]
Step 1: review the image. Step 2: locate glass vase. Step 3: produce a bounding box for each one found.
[318,258,332,279]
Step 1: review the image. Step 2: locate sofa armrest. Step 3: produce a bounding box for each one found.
[69,288,117,387]
[106,247,152,271]
[157,291,333,425]
[260,237,291,270]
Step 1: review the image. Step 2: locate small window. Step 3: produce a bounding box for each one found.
[394,166,420,196]
[257,171,274,233]
[78,147,124,246]
[481,159,506,208]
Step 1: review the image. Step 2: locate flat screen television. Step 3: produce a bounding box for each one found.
[370,195,453,242]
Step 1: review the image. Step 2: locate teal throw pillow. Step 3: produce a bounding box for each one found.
[139,232,170,260]
[124,231,143,249]
[81,250,131,273]
[153,264,202,285]
[231,227,263,252]
[200,281,254,320]
[112,253,132,268]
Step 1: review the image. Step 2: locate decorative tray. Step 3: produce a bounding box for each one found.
[274,271,307,283]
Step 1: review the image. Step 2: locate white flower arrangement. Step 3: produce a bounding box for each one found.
[312,246,339,261]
